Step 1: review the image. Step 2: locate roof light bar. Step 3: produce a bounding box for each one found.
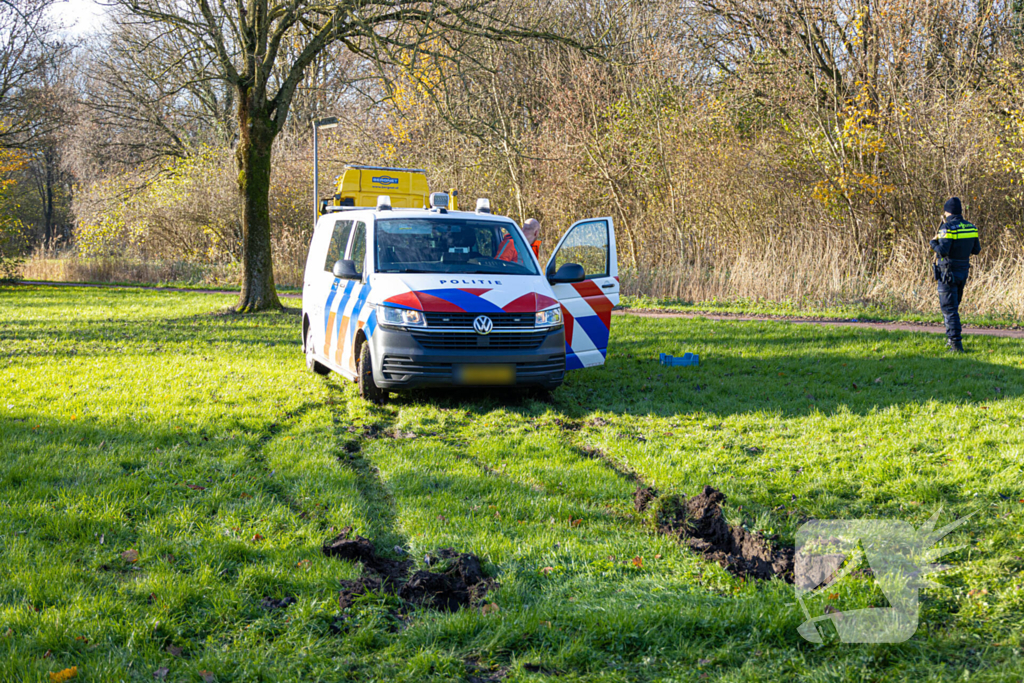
[475,198,491,214]
[376,195,392,210]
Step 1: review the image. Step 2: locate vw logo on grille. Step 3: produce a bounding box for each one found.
[473,315,493,335]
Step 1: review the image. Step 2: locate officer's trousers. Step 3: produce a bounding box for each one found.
[937,269,969,343]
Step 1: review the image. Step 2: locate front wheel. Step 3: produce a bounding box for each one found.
[358,341,388,404]
[306,327,330,376]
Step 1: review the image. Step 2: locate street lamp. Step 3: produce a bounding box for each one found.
[313,116,339,226]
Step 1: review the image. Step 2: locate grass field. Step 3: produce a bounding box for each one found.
[1,284,1023,682]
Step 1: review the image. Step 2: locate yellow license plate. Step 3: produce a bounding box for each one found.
[455,364,516,385]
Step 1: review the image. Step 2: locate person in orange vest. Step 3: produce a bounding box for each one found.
[497,218,541,264]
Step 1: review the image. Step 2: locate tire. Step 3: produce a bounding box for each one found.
[358,341,388,404]
[306,326,330,376]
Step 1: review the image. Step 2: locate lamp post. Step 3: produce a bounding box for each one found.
[312,116,339,226]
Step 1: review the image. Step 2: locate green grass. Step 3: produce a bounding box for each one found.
[1,285,1023,682]
[622,295,1024,329]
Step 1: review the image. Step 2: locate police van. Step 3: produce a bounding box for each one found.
[302,166,619,402]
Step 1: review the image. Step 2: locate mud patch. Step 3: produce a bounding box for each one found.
[260,596,296,611]
[348,423,387,439]
[552,418,580,431]
[653,486,793,581]
[323,529,496,613]
[634,485,658,513]
[465,659,509,683]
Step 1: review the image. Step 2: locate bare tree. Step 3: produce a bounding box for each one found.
[69,20,237,177]
[0,0,61,148]
[111,0,572,312]
[21,40,76,248]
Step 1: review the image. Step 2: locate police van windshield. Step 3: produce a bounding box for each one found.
[375,218,539,275]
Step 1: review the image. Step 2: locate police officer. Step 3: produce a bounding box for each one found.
[930,197,981,353]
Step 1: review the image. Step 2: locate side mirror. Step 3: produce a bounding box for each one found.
[547,263,586,284]
[332,259,360,280]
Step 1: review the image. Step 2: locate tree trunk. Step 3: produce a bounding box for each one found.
[235,94,282,312]
[43,151,54,249]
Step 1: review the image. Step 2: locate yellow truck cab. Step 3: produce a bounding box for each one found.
[319,166,431,214]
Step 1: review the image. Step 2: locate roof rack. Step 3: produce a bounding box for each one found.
[344,164,428,174]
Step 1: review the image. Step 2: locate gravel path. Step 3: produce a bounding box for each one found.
[614,309,1024,338]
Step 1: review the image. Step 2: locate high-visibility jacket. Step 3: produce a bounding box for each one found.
[930,215,981,264]
[496,236,541,263]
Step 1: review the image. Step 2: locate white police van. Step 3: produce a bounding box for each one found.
[301,192,618,403]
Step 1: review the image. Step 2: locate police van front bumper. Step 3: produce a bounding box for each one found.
[369,325,566,389]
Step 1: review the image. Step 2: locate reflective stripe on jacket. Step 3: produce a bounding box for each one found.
[930,215,981,262]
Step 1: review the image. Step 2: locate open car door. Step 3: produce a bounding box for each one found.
[545,217,619,369]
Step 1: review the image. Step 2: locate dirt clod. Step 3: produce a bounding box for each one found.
[322,527,411,586]
[260,596,296,611]
[654,485,793,581]
[324,529,495,614]
[634,485,659,513]
[399,570,469,611]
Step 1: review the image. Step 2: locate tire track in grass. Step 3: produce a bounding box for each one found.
[242,400,326,515]
[573,444,647,488]
[330,409,408,551]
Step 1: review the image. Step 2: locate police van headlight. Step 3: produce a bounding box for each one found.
[535,306,563,328]
[379,305,427,328]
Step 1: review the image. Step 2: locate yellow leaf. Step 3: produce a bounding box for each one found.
[49,667,78,682]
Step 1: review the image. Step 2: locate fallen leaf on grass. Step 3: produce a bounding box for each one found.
[874,377,882,384]
[632,556,643,568]
[121,549,139,563]
[481,602,500,615]
[698,658,712,666]
[199,672,216,683]
[539,566,554,575]
[153,667,169,680]
[654,554,662,559]
[166,645,182,657]
[251,534,264,543]
[571,518,583,527]
[43,650,52,658]
[49,667,77,682]
[186,484,205,491]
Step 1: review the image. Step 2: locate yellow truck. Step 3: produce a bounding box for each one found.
[319,165,460,214]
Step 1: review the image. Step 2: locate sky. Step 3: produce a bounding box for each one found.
[47,0,108,38]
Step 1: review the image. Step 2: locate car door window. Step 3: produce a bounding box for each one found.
[323,219,353,272]
[550,219,608,278]
[348,221,367,274]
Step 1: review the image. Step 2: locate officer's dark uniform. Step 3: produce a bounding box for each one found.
[929,202,980,352]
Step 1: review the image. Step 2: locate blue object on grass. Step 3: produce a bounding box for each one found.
[660,352,699,367]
